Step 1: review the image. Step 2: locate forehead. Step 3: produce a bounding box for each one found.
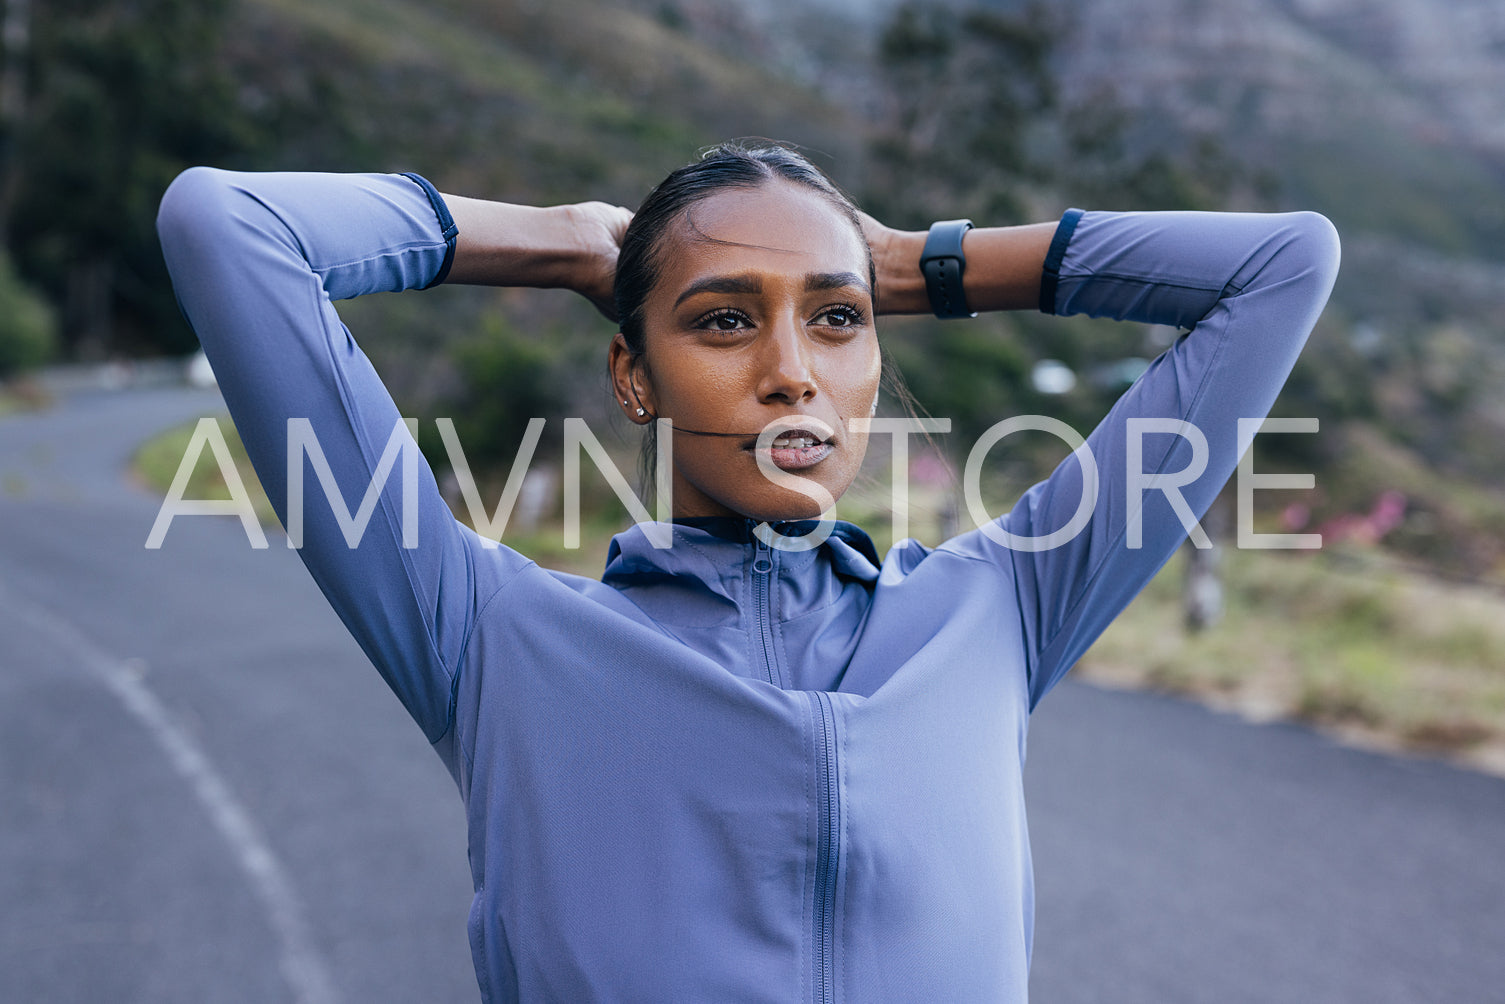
[653,181,868,292]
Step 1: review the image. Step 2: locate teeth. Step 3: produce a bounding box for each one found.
[772,436,818,448]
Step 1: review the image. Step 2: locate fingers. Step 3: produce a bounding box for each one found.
[608,205,633,244]
[578,201,634,246]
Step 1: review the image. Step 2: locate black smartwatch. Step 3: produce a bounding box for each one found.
[919,219,976,319]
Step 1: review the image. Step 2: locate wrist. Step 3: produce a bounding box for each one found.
[556,202,618,304]
[870,227,931,315]
[442,197,589,289]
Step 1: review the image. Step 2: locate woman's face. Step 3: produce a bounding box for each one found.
[613,180,880,521]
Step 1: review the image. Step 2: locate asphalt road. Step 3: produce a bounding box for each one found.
[2,381,1503,1003]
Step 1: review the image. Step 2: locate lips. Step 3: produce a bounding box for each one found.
[747,426,835,472]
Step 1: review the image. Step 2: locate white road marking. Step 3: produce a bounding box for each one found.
[1,580,340,1004]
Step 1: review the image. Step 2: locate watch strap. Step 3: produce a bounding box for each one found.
[919,218,976,319]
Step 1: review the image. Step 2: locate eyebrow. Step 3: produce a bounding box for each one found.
[806,271,872,297]
[673,271,872,309]
[674,274,761,309]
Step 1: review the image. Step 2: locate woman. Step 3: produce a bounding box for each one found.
[157,143,1338,1001]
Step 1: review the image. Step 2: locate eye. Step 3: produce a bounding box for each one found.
[694,308,752,332]
[813,303,866,328]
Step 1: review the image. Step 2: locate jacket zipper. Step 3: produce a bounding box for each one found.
[808,690,840,1004]
[752,535,780,687]
[756,530,838,999]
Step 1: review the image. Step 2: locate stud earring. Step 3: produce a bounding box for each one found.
[635,407,646,417]
[622,400,629,406]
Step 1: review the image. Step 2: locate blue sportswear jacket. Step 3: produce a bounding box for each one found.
[157,168,1339,1002]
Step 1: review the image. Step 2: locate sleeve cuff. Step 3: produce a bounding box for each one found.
[400,171,459,289]
[1038,207,1085,315]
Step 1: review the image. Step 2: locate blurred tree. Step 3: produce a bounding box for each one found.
[866,1,1249,447]
[0,248,55,375]
[866,1,1057,228]
[0,0,29,205]
[1,0,259,357]
[868,2,1240,227]
[425,314,570,479]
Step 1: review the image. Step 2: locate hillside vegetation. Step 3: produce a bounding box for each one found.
[9,0,1505,589]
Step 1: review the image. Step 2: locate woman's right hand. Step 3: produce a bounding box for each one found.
[563,201,634,322]
[442,193,632,321]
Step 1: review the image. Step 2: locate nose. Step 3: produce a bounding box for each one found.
[755,312,817,405]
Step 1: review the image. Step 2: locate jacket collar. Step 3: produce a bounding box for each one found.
[602,517,881,598]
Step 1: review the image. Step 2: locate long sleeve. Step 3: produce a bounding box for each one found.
[975,208,1340,710]
[156,168,524,745]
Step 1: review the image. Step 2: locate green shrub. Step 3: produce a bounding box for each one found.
[0,255,58,377]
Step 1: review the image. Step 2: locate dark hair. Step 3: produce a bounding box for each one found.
[613,141,876,356]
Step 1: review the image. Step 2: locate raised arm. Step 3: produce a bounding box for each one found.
[155,169,619,747]
[868,207,1340,709]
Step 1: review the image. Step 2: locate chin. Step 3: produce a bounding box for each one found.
[672,447,859,523]
[722,479,844,524]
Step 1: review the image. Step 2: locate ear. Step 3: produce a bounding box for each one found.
[608,333,656,424]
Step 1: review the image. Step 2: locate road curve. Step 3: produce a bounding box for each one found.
[2,383,1503,1002]
[1,383,475,1003]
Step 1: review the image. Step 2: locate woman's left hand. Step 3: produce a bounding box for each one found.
[858,212,929,316]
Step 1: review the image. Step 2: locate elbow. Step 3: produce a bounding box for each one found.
[156,166,236,265]
[1223,210,1341,332]
[1282,210,1342,297]
[157,166,283,278]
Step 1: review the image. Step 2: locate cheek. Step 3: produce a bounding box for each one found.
[824,341,882,418]
[822,343,882,471]
[644,346,752,422]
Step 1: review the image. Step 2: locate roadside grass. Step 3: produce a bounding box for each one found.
[133,415,279,528]
[494,512,625,579]
[0,378,50,416]
[134,416,1505,772]
[1081,544,1505,771]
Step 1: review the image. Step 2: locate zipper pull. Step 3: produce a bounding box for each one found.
[752,534,773,575]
